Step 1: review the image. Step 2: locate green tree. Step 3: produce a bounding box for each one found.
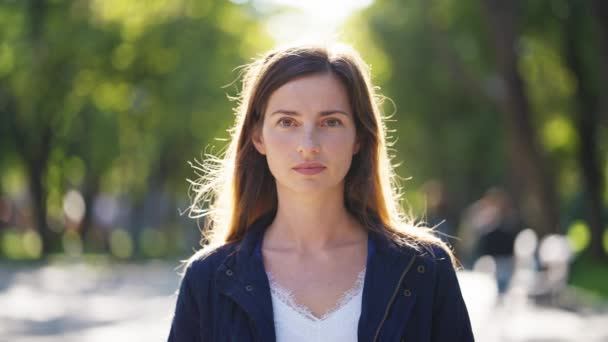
[0,0,272,257]
[357,0,607,260]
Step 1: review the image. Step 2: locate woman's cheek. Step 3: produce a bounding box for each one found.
[263,131,293,173]
[264,127,291,145]
[325,131,356,153]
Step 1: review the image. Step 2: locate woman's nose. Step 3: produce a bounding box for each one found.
[296,129,320,154]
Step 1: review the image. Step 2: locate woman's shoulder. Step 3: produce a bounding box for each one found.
[417,242,455,265]
[180,242,238,281]
[389,233,460,272]
[388,239,464,295]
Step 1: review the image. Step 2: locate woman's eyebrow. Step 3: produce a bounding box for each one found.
[269,109,350,116]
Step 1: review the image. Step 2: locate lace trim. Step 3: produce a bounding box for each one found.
[267,268,366,322]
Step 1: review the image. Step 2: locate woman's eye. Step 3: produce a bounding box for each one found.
[277,118,296,127]
[324,118,343,127]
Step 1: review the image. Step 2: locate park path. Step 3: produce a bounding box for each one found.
[0,261,607,341]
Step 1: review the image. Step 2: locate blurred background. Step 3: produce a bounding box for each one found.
[1,0,607,341]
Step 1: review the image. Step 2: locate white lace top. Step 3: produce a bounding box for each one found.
[267,269,366,342]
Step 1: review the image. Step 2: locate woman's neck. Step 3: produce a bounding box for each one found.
[264,187,366,253]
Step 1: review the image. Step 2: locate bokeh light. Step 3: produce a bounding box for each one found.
[110,228,134,259]
[139,228,168,258]
[1,229,42,260]
[567,220,591,254]
[63,190,86,224]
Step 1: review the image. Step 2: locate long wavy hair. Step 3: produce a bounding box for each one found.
[187,43,456,265]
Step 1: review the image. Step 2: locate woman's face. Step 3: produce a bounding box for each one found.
[253,72,359,195]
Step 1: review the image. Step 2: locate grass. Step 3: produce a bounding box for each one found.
[569,253,608,300]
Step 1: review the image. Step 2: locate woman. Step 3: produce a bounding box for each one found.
[168,43,474,341]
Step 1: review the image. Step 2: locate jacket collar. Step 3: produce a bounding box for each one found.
[215,212,418,342]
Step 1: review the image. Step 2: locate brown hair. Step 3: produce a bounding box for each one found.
[187,43,456,265]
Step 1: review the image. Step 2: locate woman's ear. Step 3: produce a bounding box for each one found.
[353,139,361,155]
[252,125,266,155]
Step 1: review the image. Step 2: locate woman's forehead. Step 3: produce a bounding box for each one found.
[265,73,351,115]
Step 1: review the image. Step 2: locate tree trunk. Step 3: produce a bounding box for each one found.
[481,0,561,236]
[592,0,608,127]
[26,157,56,255]
[5,91,57,256]
[423,0,526,222]
[567,1,607,260]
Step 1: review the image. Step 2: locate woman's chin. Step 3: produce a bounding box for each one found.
[277,180,343,196]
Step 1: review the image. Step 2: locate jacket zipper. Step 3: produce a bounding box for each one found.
[372,254,417,342]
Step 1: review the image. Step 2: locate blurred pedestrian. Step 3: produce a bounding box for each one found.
[461,187,520,294]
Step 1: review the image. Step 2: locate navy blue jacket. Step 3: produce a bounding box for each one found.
[168,214,474,341]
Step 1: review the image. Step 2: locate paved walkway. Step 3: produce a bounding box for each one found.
[0,262,607,341]
[458,271,608,341]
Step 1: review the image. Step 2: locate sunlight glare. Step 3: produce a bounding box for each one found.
[257,0,374,44]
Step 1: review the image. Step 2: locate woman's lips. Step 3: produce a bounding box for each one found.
[293,162,326,175]
[293,166,326,175]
